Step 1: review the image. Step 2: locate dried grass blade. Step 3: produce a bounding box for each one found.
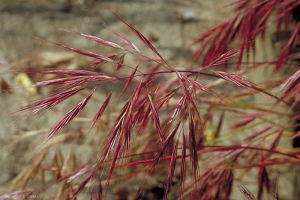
[8,150,48,191]
[156,87,179,110]
[91,53,118,67]
[215,112,224,139]
[234,113,263,128]
[104,23,141,53]
[178,76,200,119]
[190,40,210,62]
[97,103,129,165]
[114,12,165,61]
[238,185,256,200]
[0,190,35,199]
[276,22,300,70]
[179,132,186,199]
[18,69,99,76]
[121,63,140,96]
[253,2,274,36]
[208,48,240,67]
[267,130,283,158]
[152,122,181,169]
[34,77,75,87]
[215,71,253,87]
[145,63,161,74]
[88,93,112,133]
[42,87,96,143]
[257,156,270,200]
[225,169,234,198]
[245,126,272,141]
[194,22,227,43]
[45,40,116,63]
[180,74,224,101]
[189,114,199,178]
[66,164,95,183]
[20,87,86,115]
[278,69,300,102]
[71,172,95,198]
[63,29,125,50]
[104,141,122,198]
[148,94,163,141]
[115,54,125,71]
[164,141,178,200]
[141,75,159,88]
[122,81,143,129]
[170,96,186,121]
[38,74,114,91]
